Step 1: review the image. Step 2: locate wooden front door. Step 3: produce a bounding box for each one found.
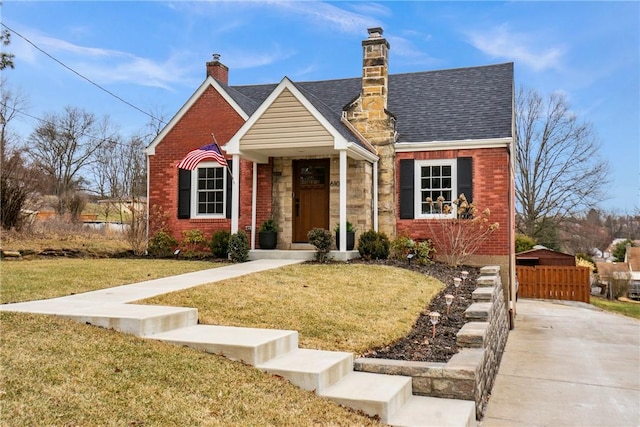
[293,159,330,242]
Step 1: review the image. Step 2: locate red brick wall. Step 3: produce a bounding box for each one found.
[148,85,255,244]
[396,148,511,257]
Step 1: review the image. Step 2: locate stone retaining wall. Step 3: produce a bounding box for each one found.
[354,265,509,420]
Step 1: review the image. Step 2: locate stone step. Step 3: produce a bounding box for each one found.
[319,371,413,423]
[257,348,353,393]
[387,395,476,427]
[147,324,298,365]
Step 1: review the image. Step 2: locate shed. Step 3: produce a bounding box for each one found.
[516,246,576,266]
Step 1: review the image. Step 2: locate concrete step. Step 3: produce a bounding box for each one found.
[147,324,298,365]
[257,348,353,393]
[319,371,413,423]
[387,395,476,427]
[60,304,198,337]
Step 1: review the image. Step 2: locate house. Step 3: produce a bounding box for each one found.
[145,27,515,290]
[624,247,640,299]
[516,246,576,267]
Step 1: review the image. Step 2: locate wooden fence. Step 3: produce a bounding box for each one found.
[516,266,591,303]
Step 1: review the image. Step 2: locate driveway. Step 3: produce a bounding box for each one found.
[483,299,640,426]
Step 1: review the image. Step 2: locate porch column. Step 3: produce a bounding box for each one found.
[231,154,240,234]
[339,149,347,251]
[251,161,257,250]
[373,159,379,232]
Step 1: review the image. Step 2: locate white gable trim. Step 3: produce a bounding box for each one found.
[226,77,350,156]
[145,77,249,155]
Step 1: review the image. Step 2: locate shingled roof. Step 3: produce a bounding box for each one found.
[227,62,513,144]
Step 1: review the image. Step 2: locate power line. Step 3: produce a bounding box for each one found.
[1,23,167,126]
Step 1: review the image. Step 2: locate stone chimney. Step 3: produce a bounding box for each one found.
[345,27,397,239]
[206,53,229,84]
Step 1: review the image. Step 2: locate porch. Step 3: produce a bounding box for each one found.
[249,247,361,262]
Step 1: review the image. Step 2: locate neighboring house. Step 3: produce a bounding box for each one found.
[145,28,515,285]
[624,247,640,299]
[516,246,576,267]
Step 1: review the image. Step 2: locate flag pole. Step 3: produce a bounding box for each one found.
[211,133,235,183]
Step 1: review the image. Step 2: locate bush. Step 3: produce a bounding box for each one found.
[148,231,178,257]
[228,232,249,263]
[181,229,207,255]
[390,235,413,260]
[413,239,436,265]
[307,228,333,262]
[515,233,536,253]
[209,230,230,258]
[357,230,390,260]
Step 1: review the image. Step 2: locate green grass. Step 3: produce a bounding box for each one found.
[142,263,442,354]
[1,311,382,426]
[1,258,443,426]
[0,258,219,303]
[591,296,640,320]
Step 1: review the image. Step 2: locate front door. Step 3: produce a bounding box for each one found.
[293,159,330,242]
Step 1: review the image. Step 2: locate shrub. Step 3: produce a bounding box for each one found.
[126,202,147,256]
[147,231,178,257]
[228,232,249,263]
[259,217,278,232]
[424,194,498,266]
[181,229,207,254]
[390,235,413,260]
[209,230,230,258]
[413,239,436,265]
[357,230,390,260]
[515,233,536,253]
[307,228,333,262]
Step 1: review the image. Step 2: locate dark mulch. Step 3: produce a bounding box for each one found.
[353,259,479,363]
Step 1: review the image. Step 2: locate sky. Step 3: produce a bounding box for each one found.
[2,1,639,212]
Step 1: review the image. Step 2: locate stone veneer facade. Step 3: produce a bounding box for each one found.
[354,266,509,420]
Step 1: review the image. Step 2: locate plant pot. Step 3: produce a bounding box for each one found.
[335,231,355,250]
[258,231,278,249]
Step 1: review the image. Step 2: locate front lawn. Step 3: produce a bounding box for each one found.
[590,296,640,320]
[141,263,442,354]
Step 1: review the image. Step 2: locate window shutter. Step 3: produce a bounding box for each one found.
[457,157,473,203]
[399,159,415,219]
[225,160,233,219]
[177,168,191,219]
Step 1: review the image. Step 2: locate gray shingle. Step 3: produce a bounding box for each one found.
[227,62,513,144]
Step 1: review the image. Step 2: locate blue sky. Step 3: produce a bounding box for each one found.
[2,1,639,212]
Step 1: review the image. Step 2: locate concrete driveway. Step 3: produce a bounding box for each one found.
[483,299,640,427]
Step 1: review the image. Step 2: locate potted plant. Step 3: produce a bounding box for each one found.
[335,221,356,250]
[258,217,278,249]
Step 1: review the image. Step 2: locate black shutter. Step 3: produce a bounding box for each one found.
[177,168,191,219]
[457,157,473,203]
[225,160,233,219]
[399,159,415,219]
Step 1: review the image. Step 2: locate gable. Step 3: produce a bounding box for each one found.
[145,76,249,155]
[241,88,333,150]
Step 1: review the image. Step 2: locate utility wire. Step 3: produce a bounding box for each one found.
[1,23,167,126]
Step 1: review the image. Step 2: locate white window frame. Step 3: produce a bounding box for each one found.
[414,159,457,219]
[191,161,227,219]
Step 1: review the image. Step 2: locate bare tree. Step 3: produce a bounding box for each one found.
[27,106,118,216]
[515,87,610,239]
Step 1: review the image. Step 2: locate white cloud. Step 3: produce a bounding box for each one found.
[267,1,380,34]
[466,25,565,72]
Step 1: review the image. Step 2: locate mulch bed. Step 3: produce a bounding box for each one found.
[354,259,480,363]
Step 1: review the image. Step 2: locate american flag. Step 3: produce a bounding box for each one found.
[176,143,228,170]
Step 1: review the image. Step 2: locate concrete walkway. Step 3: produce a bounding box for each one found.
[483,299,640,427]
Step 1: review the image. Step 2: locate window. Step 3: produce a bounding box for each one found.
[415,159,456,218]
[193,162,226,217]
[177,160,233,220]
[399,157,472,220]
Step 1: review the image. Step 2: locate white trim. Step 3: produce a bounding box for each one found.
[394,137,512,153]
[231,154,240,233]
[373,160,379,232]
[145,77,249,155]
[339,150,347,252]
[251,162,257,250]
[190,162,227,219]
[414,159,457,220]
